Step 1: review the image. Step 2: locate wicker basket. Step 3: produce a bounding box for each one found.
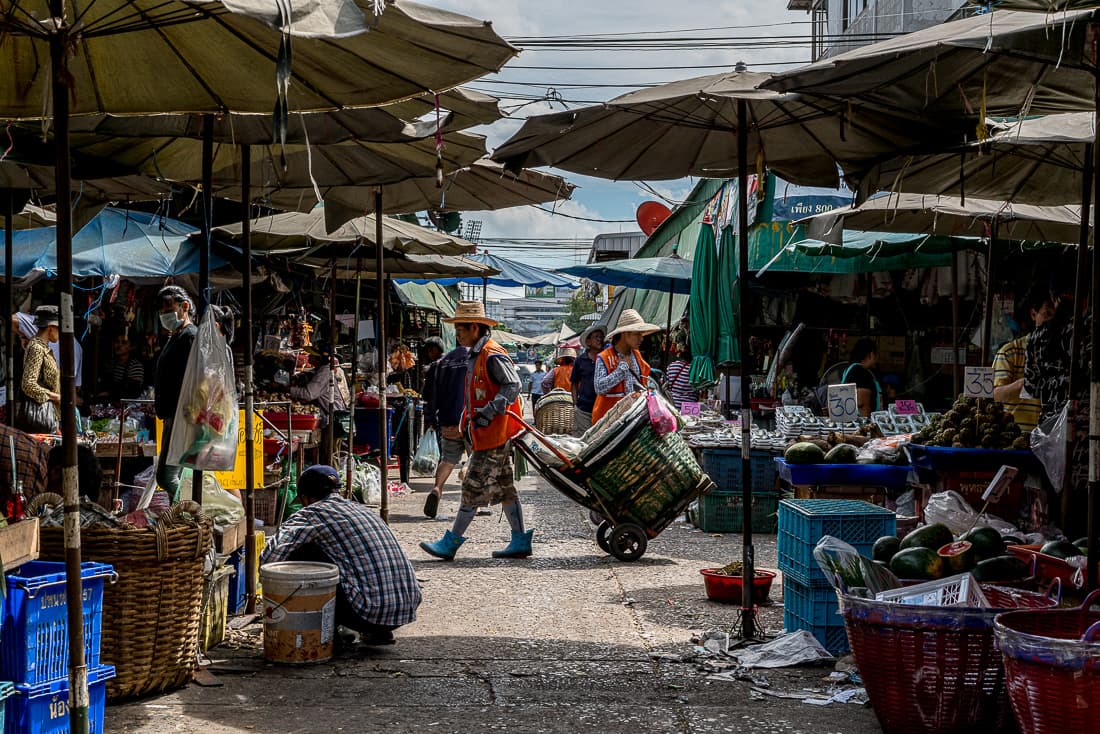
[36,498,213,701]
[840,584,1059,734]
[535,389,575,435]
[994,589,1100,734]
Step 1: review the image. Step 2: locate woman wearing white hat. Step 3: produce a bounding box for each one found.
[591,309,659,423]
[539,348,577,395]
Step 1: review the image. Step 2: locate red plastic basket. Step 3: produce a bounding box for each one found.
[994,589,1100,734]
[839,584,1059,734]
[1006,544,1097,591]
[699,568,775,604]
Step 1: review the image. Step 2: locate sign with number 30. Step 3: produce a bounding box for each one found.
[827,383,858,423]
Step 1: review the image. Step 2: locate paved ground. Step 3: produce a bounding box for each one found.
[110,470,882,734]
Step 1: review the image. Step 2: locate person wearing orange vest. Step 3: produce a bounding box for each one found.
[592,309,659,423]
[420,302,531,561]
[540,348,576,394]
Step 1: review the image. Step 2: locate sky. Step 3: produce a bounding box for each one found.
[421,0,815,282]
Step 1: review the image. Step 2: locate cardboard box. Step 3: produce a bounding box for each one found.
[0,517,40,571]
[214,516,248,554]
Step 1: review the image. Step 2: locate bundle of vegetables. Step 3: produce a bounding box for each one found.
[910,396,1028,450]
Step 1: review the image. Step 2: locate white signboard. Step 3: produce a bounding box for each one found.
[964,366,995,399]
[827,383,858,423]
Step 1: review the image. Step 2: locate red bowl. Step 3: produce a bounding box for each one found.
[700,568,776,604]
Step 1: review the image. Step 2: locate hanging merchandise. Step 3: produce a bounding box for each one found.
[166,310,240,471]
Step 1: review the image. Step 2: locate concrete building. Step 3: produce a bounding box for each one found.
[787,0,972,60]
[588,231,646,263]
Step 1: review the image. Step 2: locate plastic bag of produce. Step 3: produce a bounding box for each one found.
[166,310,239,471]
[646,390,679,435]
[813,535,900,595]
[1030,402,1068,491]
[411,429,441,476]
[924,490,1019,536]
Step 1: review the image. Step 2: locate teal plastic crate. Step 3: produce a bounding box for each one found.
[7,665,113,734]
[701,449,778,492]
[689,490,781,533]
[782,576,849,655]
[777,499,896,586]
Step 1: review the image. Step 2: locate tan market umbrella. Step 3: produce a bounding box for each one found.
[491,69,970,187]
[296,252,498,280]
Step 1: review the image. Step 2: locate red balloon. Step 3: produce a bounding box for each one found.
[636,201,672,236]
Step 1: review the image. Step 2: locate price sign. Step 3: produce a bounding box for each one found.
[680,401,702,417]
[827,383,859,423]
[983,465,1018,502]
[964,366,995,399]
[894,399,919,415]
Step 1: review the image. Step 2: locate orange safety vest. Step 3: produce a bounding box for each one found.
[461,339,523,451]
[591,347,651,424]
[552,364,573,391]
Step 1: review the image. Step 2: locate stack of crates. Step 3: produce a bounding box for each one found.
[691,448,781,532]
[777,499,896,654]
[1,561,116,733]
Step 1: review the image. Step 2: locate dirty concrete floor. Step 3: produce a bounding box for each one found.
[111,471,881,734]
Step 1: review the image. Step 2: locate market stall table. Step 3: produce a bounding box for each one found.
[905,444,1041,525]
[776,458,912,507]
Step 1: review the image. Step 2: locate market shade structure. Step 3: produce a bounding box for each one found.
[967,0,1098,8]
[295,252,496,280]
[491,69,972,187]
[852,113,1094,206]
[558,253,693,295]
[418,252,578,288]
[0,0,518,117]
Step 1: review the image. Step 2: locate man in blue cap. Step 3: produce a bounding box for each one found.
[262,465,422,646]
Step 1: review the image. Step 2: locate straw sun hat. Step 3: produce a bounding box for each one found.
[556,348,577,363]
[606,309,660,340]
[443,300,499,327]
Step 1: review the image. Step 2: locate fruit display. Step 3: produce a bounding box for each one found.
[909,396,1028,450]
[876,522,1033,582]
[784,442,826,464]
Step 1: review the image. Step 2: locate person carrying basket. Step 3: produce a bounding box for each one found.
[592,309,660,424]
[420,302,533,561]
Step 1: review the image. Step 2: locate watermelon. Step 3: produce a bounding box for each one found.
[1040,540,1083,559]
[890,547,945,580]
[900,523,954,552]
[972,555,1031,582]
[872,536,901,564]
[824,444,859,464]
[961,526,1006,561]
[938,541,977,573]
[784,442,826,464]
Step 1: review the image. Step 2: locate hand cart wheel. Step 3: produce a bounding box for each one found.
[609,523,648,562]
[595,521,613,554]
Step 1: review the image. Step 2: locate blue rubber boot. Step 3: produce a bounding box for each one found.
[419,530,466,560]
[492,529,534,559]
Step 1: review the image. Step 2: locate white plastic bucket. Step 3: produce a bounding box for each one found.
[259,561,340,664]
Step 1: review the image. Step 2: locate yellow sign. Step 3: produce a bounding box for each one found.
[156,411,264,490]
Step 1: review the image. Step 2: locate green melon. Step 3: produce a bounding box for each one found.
[890,547,945,580]
[900,523,954,552]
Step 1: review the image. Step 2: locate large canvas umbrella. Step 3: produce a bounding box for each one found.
[492,69,974,188]
[413,252,577,304]
[558,253,693,294]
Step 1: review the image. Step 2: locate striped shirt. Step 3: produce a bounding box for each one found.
[262,495,422,627]
[993,336,1040,432]
[663,360,697,409]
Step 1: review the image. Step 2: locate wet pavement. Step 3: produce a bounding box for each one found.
[111,470,882,733]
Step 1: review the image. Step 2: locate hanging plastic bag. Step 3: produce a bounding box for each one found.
[924,490,1020,536]
[646,391,679,436]
[411,429,441,475]
[166,310,239,471]
[813,535,900,596]
[1031,402,1069,491]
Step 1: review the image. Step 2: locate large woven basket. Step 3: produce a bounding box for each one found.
[535,389,575,434]
[840,584,1059,734]
[36,498,213,701]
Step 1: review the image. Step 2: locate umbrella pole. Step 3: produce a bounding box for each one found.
[51,26,90,734]
[347,244,363,498]
[735,99,759,640]
[327,261,337,463]
[4,191,13,426]
[981,222,997,365]
[482,277,487,306]
[951,244,960,397]
[663,282,673,371]
[192,114,215,507]
[1070,143,1094,545]
[241,144,258,615]
[376,188,389,523]
[1088,62,1100,592]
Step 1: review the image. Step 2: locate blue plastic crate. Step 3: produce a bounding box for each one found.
[0,682,14,732]
[775,458,912,490]
[701,449,779,493]
[227,549,247,615]
[2,562,114,686]
[782,576,849,655]
[7,665,114,734]
[777,499,896,587]
[353,407,394,456]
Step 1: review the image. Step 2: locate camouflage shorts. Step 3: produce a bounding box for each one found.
[461,442,517,507]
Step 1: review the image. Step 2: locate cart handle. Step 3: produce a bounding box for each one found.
[507,410,575,468]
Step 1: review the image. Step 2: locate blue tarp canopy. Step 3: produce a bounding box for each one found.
[1,207,220,279]
[558,254,693,295]
[403,252,578,288]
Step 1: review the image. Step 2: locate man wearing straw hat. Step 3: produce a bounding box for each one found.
[420,301,532,560]
[592,309,659,424]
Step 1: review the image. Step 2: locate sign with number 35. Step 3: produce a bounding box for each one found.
[964,366,995,399]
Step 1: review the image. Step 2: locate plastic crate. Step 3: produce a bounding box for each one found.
[775,459,911,490]
[200,566,234,652]
[0,682,14,732]
[701,449,778,492]
[7,665,114,734]
[777,499,896,587]
[782,576,849,655]
[689,490,781,533]
[2,562,114,686]
[353,407,394,456]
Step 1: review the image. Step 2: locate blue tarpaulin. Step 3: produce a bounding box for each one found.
[0,207,219,279]
[402,252,578,288]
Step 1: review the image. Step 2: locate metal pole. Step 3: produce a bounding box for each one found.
[51,22,89,734]
[1069,143,1094,535]
[981,222,997,365]
[1087,59,1100,593]
[662,282,674,371]
[375,189,389,523]
[193,114,215,506]
[482,277,487,306]
[241,144,258,614]
[347,247,363,498]
[735,99,757,640]
[4,191,14,426]
[951,245,961,397]
[326,260,337,464]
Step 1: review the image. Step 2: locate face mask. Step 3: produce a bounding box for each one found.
[160,311,182,331]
